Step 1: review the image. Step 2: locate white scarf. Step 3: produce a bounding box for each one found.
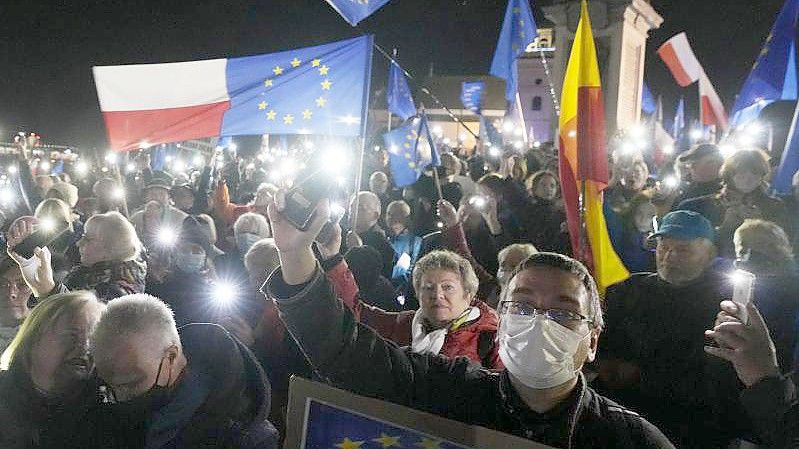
[410,306,481,355]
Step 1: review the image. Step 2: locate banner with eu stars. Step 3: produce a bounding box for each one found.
[220,35,373,138]
[305,400,468,449]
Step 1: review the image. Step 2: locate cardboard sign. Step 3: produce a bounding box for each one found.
[284,376,556,449]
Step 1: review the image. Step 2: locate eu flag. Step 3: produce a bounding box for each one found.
[641,82,657,116]
[324,0,392,26]
[731,0,799,127]
[461,81,486,115]
[479,115,503,149]
[490,0,539,103]
[776,101,799,193]
[384,114,440,187]
[305,400,468,449]
[220,36,373,137]
[388,61,417,121]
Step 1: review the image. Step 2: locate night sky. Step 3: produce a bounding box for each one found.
[0,0,786,149]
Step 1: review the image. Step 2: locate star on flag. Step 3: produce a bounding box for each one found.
[319,65,330,75]
[373,433,401,448]
[316,97,327,107]
[273,66,284,76]
[291,57,301,67]
[335,438,364,449]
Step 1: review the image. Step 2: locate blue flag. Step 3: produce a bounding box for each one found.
[460,81,486,114]
[479,115,503,149]
[323,0,392,26]
[673,97,685,141]
[385,114,440,187]
[387,61,416,121]
[305,400,468,449]
[641,82,657,115]
[731,0,799,127]
[776,102,799,193]
[220,36,373,137]
[490,0,538,103]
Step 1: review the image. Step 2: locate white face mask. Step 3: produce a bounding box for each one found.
[498,314,587,389]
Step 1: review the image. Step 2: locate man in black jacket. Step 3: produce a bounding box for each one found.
[595,210,749,448]
[264,195,674,449]
[90,294,278,449]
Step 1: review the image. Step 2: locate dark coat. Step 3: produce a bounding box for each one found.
[264,265,674,449]
[61,257,147,302]
[94,323,278,449]
[596,271,750,448]
[740,374,799,448]
[0,368,100,449]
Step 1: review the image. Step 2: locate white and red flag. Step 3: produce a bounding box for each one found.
[658,32,729,132]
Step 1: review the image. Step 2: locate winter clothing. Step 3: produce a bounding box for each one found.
[740,374,799,448]
[597,270,752,448]
[264,265,674,449]
[0,367,101,449]
[56,257,147,301]
[323,256,502,368]
[93,323,277,449]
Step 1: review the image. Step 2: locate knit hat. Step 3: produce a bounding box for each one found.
[179,216,223,257]
[47,182,79,208]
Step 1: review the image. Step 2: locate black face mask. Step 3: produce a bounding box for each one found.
[106,354,174,419]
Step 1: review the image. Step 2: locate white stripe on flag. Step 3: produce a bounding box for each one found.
[664,33,702,85]
[93,58,230,112]
[699,74,729,131]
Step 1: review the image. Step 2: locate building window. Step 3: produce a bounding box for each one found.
[532,96,542,111]
[535,78,543,85]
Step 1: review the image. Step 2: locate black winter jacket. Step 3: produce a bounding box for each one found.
[265,265,674,449]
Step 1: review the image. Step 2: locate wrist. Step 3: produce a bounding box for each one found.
[278,247,316,285]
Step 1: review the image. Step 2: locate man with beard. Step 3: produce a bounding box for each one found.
[595,210,752,448]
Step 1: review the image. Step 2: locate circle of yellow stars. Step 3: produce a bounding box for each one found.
[260,56,332,126]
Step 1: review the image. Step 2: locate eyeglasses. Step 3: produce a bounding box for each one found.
[499,301,593,329]
[0,280,30,291]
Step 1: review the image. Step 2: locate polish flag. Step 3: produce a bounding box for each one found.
[658,32,728,132]
[93,59,231,151]
[699,74,729,131]
[657,33,702,87]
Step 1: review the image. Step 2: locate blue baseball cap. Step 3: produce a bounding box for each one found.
[651,210,715,241]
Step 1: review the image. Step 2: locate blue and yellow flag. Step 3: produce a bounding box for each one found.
[387,61,416,121]
[490,0,538,102]
[324,0,392,26]
[306,400,468,449]
[384,114,440,187]
[461,81,485,114]
[731,0,799,126]
[221,36,373,137]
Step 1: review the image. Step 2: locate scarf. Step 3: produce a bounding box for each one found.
[411,306,481,355]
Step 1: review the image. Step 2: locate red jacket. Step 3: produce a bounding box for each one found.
[324,256,503,369]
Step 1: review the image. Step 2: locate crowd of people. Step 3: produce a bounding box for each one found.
[0,137,797,449]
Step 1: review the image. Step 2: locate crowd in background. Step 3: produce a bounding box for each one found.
[0,135,797,449]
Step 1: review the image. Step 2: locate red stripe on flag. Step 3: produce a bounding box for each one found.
[701,95,722,127]
[558,143,593,270]
[657,44,695,87]
[103,101,230,151]
[576,87,609,186]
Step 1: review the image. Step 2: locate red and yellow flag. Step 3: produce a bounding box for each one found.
[558,0,629,291]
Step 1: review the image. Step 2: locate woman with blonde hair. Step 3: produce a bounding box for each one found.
[7,211,146,301]
[0,291,105,448]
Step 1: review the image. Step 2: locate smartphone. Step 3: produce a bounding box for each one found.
[731,270,756,325]
[468,195,487,209]
[14,221,70,259]
[283,166,336,231]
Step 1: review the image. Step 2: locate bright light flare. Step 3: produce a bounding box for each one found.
[489,145,501,157]
[663,175,680,189]
[502,121,514,133]
[0,187,14,204]
[719,144,738,158]
[105,152,118,164]
[111,187,126,200]
[75,161,89,176]
[172,159,186,173]
[39,217,56,232]
[6,165,18,175]
[321,148,350,174]
[689,128,704,140]
[662,145,675,155]
[211,281,238,305]
[469,196,487,209]
[192,155,204,166]
[156,227,178,247]
[39,161,51,171]
[126,162,137,173]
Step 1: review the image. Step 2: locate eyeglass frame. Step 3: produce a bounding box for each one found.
[498,300,595,329]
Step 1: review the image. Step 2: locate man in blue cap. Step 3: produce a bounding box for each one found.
[595,210,751,449]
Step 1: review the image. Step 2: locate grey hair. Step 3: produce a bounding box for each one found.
[353,191,382,215]
[244,238,280,278]
[412,250,479,297]
[91,294,180,361]
[234,212,271,238]
[498,243,539,266]
[505,252,604,330]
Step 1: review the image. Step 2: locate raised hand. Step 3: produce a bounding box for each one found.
[6,217,56,298]
[437,199,460,228]
[704,300,780,387]
[316,221,342,261]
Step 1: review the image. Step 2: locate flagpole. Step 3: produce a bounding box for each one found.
[352,35,375,232]
[387,48,397,133]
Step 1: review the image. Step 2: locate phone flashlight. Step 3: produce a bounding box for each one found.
[730,269,756,325]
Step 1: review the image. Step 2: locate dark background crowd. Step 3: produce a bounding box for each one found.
[0,134,798,449]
